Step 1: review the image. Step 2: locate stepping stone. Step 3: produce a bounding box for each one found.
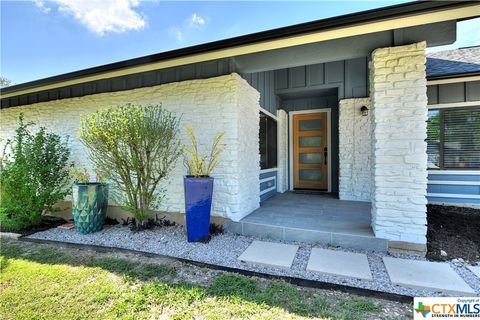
[383,257,475,295]
[467,265,480,279]
[307,248,373,280]
[238,240,298,268]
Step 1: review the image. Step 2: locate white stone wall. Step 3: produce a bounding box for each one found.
[276,109,288,193]
[0,73,260,222]
[339,98,372,202]
[235,78,261,218]
[369,42,428,244]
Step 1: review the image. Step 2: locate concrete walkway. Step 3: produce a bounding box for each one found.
[238,240,477,296]
[383,257,475,295]
[307,248,373,281]
[238,240,298,268]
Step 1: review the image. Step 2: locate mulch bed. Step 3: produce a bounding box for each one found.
[0,216,68,236]
[427,204,480,262]
[0,216,120,236]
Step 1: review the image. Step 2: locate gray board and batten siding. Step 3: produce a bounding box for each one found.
[427,81,480,105]
[241,57,368,114]
[427,80,480,205]
[1,59,236,108]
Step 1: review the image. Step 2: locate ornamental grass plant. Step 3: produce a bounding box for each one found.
[184,126,225,177]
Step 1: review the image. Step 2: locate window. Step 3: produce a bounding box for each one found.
[426,110,440,168]
[259,112,277,169]
[426,107,480,169]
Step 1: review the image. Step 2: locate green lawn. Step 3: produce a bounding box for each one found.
[0,240,407,320]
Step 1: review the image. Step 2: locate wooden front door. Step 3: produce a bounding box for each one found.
[293,112,328,190]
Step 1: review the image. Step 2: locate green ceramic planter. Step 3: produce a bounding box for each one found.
[72,183,108,234]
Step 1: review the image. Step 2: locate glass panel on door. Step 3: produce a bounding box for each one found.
[299,136,322,147]
[299,153,322,164]
[299,169,322,181]
[299,119,322,131]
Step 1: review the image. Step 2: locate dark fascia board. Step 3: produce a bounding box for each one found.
[1,1,473,95]
[427,71,480,81]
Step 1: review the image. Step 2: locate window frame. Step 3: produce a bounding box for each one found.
[259,110,278,170]
[427,105,480,170]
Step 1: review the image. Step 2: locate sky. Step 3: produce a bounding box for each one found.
[1,0,479,85]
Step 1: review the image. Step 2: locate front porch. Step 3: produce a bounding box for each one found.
[225,192,389,251]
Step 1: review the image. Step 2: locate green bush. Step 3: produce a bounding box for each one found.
[78,104,182,227]
[0,114,72,231]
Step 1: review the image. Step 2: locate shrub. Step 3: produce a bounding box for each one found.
[0,114,72,231]
[78,104,182,227]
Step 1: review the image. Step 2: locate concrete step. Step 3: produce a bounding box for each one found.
[224,220,389,252]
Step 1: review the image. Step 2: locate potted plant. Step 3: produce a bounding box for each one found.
[71,165,108,234]
[184,126,225,242]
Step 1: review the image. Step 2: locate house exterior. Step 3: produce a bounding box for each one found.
[1,1,479,254]
[425,46,480,205]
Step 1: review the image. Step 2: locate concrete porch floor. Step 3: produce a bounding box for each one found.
[245,192,373,236]
[225,192,389,251]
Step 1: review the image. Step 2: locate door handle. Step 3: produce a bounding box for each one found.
[324,147,328,165]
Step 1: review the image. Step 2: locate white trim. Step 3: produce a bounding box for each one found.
[428,101,480,109]
[428,180,480,186]
[427,193,480,200]
[260,185,277,196]
[260,168,278,174]
[259,107,278,121]
[428,201,480,208]
[288,108,331,192]
[260,176,276,184]
[428,170,480,175]
[427,75,480,85]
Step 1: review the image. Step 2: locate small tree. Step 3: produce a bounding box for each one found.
[79,104,182,227]
[0,76,12,88]
[0,114,72,230]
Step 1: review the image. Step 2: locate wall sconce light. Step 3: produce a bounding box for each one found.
[360,106,369,116]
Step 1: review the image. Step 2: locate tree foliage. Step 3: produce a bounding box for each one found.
[0,114,72,230]
[79,104,182,226]
[0,76,12,88]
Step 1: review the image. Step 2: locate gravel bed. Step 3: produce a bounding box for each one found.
[27,224,480,297]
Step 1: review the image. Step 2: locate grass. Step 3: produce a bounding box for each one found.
[0,241,389,320]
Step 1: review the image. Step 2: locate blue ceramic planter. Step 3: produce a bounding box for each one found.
[72,183,108,234]
[184,176,214,242]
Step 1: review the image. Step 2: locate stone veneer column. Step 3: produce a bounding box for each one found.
[276,109,288,193]
[369,42,428,251]
[338,98,372,202]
